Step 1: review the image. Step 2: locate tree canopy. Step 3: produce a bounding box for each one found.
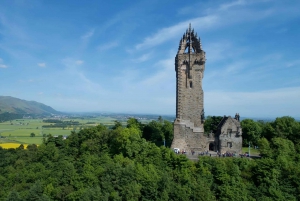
[0,116,300,200]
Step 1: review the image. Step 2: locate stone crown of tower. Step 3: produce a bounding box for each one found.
[178,23,202,54]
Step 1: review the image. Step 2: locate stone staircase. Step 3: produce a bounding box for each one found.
[177,119,203,133]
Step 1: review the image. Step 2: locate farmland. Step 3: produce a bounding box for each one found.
[0,116,123,146]
[0,114,160,148]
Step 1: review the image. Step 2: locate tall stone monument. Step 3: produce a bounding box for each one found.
[171,24,206,152]
[171,24,243,155]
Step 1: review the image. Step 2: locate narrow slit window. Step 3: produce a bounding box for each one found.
[190,81,193,88]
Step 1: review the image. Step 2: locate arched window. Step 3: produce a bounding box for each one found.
[184,46,188,53]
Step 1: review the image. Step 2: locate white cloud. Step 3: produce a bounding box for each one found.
[205,87,300,118]
[178,0,246,15]
[0,58,7,68]
[205,41,234,62]
[286,60,300,68]
[134,0,296,52]
[141,58,174,86]
[219,0,246,11]
[224,61,248,74]
[61,58,105,94]
[37,63,46,67]
[75,60,84,65]
[131,52,152,63]
[97,41,118,51]
[135,15,218,50]
[81,29,95,40]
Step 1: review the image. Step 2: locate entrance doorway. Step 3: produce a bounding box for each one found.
[209,143,214,151]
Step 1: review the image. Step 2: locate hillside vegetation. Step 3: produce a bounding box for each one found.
[0,96,59,115]
[1,117,300,200]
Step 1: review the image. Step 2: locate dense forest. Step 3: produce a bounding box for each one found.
[1,116,300,200]
[0,112,23,122]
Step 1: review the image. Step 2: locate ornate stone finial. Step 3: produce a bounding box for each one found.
[189,23,191,32]
[199,37,202,50]
[235,113,240,121]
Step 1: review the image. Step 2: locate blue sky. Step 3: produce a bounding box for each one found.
[0,0,300,118]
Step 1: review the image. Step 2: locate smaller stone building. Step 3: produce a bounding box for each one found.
[212,114,243,154]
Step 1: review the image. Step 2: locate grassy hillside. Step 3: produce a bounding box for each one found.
[0,96,59,115]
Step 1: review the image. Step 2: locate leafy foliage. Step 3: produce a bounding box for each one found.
[241,119,262,146]
[0,116,300,200]
[204,116,223,134]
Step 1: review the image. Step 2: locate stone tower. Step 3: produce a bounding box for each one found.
[171,24,206,152]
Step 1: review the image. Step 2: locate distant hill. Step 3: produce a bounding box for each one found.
[0,96,60,115]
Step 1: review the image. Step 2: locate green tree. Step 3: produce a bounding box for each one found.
[112,120,123,130]
[143,120,163,143]
[161,120,173,146]
[30,132,35,137]
[241,119,262,146]
[25,181,51,201]
[6,190,21,201]
[258,138,272,157]
[262,116,300,144]
[204,116,223,134]
[127,118,142,131]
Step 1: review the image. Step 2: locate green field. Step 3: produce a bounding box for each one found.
[0,117,122,145]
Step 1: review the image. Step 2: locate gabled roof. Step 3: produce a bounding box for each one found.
[217,116,241,130]
[217,116,228,130]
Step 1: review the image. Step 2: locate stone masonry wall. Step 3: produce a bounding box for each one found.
[172,121,207,152]
[218,117,242,154]
[176,53,205,127]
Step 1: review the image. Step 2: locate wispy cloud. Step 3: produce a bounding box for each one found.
[97,41,118,51]
[61,58,105,94]
[286,60,300,68]
[224,61,248,74]
[141,57,174,87]
[205,41,235,62]
[0,58,8,68]
[37,63,46,67]
[135,15,218,50]
[206,86,300,117]
[219,0,246,11]
[75,60,84,65]
[81,29,95,40]
[134,0,295,52]
[131,52,152,63]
